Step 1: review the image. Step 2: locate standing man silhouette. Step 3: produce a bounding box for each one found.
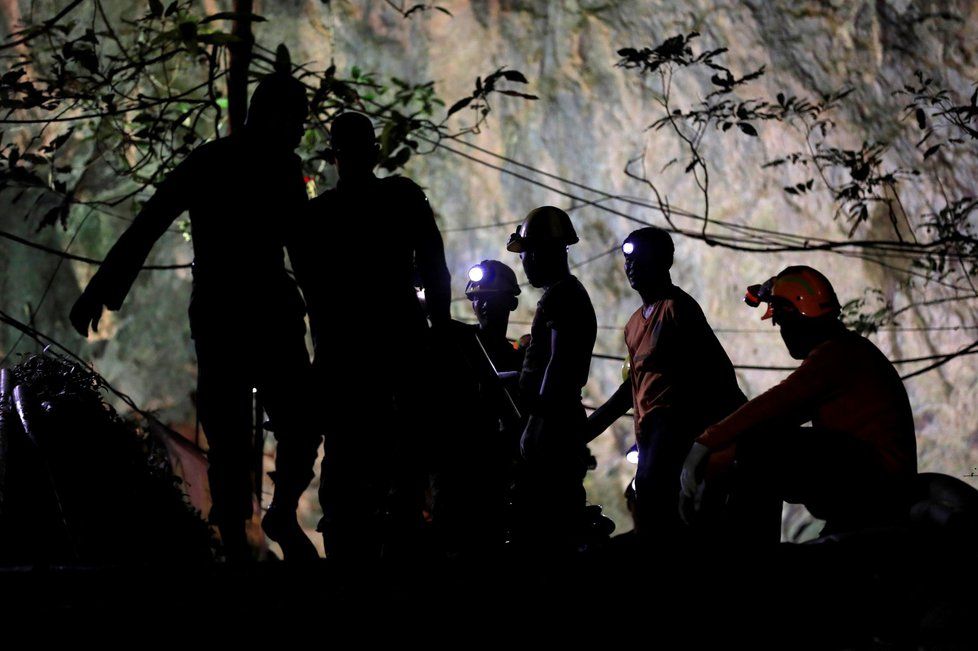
[507,206,597,553]
[303,112,451,560]
[588,227,745,545]
[69,66,321,561]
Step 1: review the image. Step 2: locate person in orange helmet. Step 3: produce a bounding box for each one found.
[679,266,917,542]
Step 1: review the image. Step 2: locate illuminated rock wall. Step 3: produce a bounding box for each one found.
[2,0,976,533]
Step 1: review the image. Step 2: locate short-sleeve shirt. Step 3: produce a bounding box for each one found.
[519,275,597,412]
[625,284,745,441]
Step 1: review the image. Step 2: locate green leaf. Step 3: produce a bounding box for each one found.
[215,97,229,109]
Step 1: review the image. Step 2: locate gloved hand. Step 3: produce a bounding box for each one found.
[679,441,711,525]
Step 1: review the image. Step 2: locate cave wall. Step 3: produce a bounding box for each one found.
[2,0,977,532]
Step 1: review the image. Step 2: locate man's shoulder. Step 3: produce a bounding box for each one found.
[663,284,706,317]
[380,175,428,200]
[193,136,238,160]
[542,275,590,303]
[539,276,595,327]
[181,136,270,174]
[816,330,889,362]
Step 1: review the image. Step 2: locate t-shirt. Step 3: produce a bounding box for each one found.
[302,174,451,354]
[696,330,917,478]
[519,275,597,414]
[625,284,746,440]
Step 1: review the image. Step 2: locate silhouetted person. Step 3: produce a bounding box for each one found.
[465,260,526,378]
[302,111,451,560]
[431,260,526,555]
[506,206,596,553]
[587,227,745,543]
[69,69,321,561]
[680,266,917,542]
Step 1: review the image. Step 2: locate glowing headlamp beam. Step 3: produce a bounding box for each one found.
[626,445,639,464]
[622,241,635,255]
[468,265,485,283]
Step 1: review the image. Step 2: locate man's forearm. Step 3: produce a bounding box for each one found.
[585,380,632,443]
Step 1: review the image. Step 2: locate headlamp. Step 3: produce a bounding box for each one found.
[622,241,635,256]
[625,444,639,464]
[744,283,764,308]
[468,265,485,283]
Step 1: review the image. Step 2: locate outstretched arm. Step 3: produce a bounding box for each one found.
[70,156,194,336]
[695,349,833,452]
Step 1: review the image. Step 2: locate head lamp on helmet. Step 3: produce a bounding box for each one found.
[745,266,841,323]
[465,260,521,299]
[506,206,579,253]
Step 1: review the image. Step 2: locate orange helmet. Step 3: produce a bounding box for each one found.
[744,266,841,321]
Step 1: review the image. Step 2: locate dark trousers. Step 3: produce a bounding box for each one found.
[730,427,912,544]
[317,396,392,560]
[194,327,320,525]
[316,334,432,561]
[634,409,695,542]
[512,406,589,553]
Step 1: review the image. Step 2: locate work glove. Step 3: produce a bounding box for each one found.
[679,441,711,525]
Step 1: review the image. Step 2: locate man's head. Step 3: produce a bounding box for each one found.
[328,112,379,181]
[246,72,308,150]
[507,206,578,288]
[745,265,843,359]
[621,227,674,295]
[465,260,520,332]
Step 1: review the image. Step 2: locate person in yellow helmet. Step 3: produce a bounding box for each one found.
[507,206,597,553]
[680,266,917,542]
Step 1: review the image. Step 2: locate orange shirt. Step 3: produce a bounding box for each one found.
[696,331,917,478]
[625,285,745,440]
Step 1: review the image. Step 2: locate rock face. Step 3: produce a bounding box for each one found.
[2,0,976,534]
